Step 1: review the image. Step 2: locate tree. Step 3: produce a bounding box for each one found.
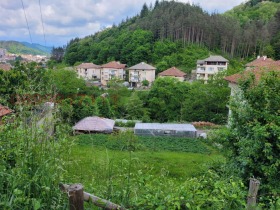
[72,96,97,122]
[223,70,280,200]
[148,77,190,122]
[95,96,113,118]
[140,3,149,18]
[49,69,86,96]
[50,46,65,62]
[182,82,230,124]
[125,93,146,120]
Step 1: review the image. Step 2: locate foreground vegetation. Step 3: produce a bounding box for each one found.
[67,133,246,209]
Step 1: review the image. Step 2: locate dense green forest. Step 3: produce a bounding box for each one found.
[60,0,280,69]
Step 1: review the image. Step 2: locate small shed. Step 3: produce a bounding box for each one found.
[134,123,197,138]
[73,116,115,134]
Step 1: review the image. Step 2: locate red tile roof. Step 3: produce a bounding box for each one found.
[0,104,13,117]
[158,67,186,77]
[101,61,126,69]
[76,63,100,69]
[0,63,12,71]
[245,56,275,67]
[225,66,280,84]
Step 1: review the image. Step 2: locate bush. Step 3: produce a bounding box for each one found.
[0,108,72,209]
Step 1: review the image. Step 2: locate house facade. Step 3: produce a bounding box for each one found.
[101,61,126,86]
[76,63,101,80]
[0,48,6,58]
[196,55,229,82]
[127,62,156,87]
[158,67,186,82]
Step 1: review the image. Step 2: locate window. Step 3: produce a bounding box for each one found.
[218,67,224,71]
[208,67,214,71]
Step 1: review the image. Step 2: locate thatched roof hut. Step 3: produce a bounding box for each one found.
[73,116,115,134]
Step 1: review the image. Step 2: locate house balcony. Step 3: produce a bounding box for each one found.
[130,77,140,82]
[196,68,206,73]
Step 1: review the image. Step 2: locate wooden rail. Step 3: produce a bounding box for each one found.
[59,183,126,210]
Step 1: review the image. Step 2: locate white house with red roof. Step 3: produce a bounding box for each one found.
[196,55,229,82]
[127,62,156,87]
[100,61,126,86]
[76,63,101,80]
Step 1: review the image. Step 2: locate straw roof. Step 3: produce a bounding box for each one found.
[73,116,115,133]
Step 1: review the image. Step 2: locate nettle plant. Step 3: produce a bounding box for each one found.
[0,63,73,209]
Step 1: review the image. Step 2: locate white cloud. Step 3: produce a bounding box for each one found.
[0,0,245,46]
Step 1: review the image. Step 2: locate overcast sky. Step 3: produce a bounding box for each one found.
[0,0,245,47]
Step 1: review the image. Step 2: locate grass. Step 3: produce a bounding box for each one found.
[76,134,210,153]
[66,133,224,188]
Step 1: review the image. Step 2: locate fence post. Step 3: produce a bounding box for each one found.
[68,184,84,210]
[247,178,260,209]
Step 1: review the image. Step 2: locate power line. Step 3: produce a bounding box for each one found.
[21,0,33,44]
[39,0,47,46]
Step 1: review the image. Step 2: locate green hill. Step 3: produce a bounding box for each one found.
[21,42,52,54]
[225,0,280,25]
[0,41,50,56]
[63,0,280,67]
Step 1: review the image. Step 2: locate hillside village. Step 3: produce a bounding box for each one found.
[0,0,280,209]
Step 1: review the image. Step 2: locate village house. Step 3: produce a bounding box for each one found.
[224,57,280,120]
[225,57,280,97]
[0,63,12,71]
[245,55,275,70]
[76,63,101,80]
[101,61,126,86]
[127,62,156,87]
[158,67,186,82]
[196,55,229,82]
[0,48,7,58]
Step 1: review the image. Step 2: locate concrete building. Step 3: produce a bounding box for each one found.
[101,61,126,86]
[0,48,7,58]
[196,55,229,82]
[127,62,156,87]
[158,67,186,82]
[76,63,101,80]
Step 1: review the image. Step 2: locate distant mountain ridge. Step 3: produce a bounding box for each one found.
[0,41,51,56]
[20,42,52,54]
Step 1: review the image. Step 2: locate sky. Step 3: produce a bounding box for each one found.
[0,0,245,47]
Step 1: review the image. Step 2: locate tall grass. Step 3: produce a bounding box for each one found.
[0,105,73,209]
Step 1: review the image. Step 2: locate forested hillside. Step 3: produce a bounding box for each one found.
[62,0,280,68]
[0,41,49,55]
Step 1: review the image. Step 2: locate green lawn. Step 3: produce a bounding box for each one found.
[66,133,223,184]
[64,133,224,208]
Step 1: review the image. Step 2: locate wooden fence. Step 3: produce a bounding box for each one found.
[59,183,126,210]
[60,178,260,210]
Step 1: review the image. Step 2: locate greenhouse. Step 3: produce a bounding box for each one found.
[134,123,197,138]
